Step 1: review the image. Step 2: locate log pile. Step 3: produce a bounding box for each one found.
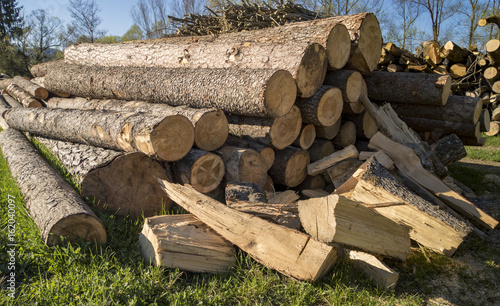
[0,11,497,289]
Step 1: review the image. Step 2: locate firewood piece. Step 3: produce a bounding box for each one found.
[263,175,274,192]
[30,59,64,77]
[343,77,366,115]
[301,188,330,198]
[485,121,500,136]
[227,106,302,150]
[379,48,396,66]
[408,64,432,73]
[485,39,500,64]
[171,148,225,194]
[267,190,300,204]
[269,146,310,187]
[47,97,229,152]
[433,65,448,75]
[390,95,483,125]
[348,250,399,290]
[299,194,410,260]
[383,42,403,57]
[421,41,442,66]
[449,63,467,79]
[139,214,235,273]
[350,157,473,256]
[5,84,42,107]
[327,158,364,188]
[492,81,500,94]
[369,132,499,230]
[460,135,486,146]
[159,181,339,282]
[226,201,301,230]
[0,129,107,245]
[430,134,467,166]
[297,175,327,191]
[216,145,267,186]
[480,109,491,132]
[478,15,500,29]
[365,71,451,106]
[34,137,172,218]
[332,121,357,148]
[224,135,275,171]
[400,117,481,138]
[225,182,267,204]
[3,107,194,162]
[315,119,341,140]
[42,63,297,118]
[295,85,343,126]
[442,41,469,63]
[307,144,359,176]
[292,124,316,149]
[344,111,378,140]
[493,106,500,121]
[12,76,49,100]
[324,70,363,104]
[2,94,22,108]
[387,63,404,72]
[0,96,10,129]
[308,139,335,162]
[484,67,499,84]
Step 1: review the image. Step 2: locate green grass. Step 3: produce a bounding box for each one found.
[464,134,500,162]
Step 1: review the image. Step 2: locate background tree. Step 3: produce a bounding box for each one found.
[0,0,23,39]
[384,0,421,50]
[122,24,144,41]
[26,9,62,65]
[317,0,384,16]
[456,0,491,48]
[172,0,205,18]
[411,0,460,42]
[131,0,171,39]
[68,0,106,43]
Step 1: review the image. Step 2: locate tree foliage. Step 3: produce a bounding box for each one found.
[0,0,23,40]
[122,24,144,41]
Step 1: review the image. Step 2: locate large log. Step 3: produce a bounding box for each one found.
[400,117,481,138]
[42,63,297,118]
[46,97,228,152]
[225,182,267,204]
[364,71,452,106]
[343,111,379,139]
[30,59,64,77]
[159,181,339,282]
[269,146,310,187]
[5,83,42,107]
[295,85,343,126]
[12,76,49,100]
[34,136,172,218]
[430,134,467,166]
[139,214,236,273]
[224,135,275,171]
[0,128,107,246]
[226,106,302,150]
[216,145,268,186]
[298,194,410,260]
[442,41,470,63]
[485,39,500,64]
[3,106,194,162]
[2,94,22,108]
[324,70,364,104]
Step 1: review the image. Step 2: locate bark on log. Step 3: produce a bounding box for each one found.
[400,117,480,138]
[485,39,500,64]
[348,250,399,290]
[430,134,467,166]
[3,107,194,162]
[13,76,48,100]
[226,106,302,150]
[0,128,107,245]
[292,124,316,149]
[42,63,297,118]
[295,85,343,126]
[46,97,228,152]
[2,94,22,108]
[171,148,225,194]
[34,136,173,218]
[484,67,499,84]
[308,139,335,162]
[485,121,500,136]
[269,146,310,187]
[421,41,442,66]
[224,135,275,171]
[315,119,341,140]
[216,145,268,186]
[225,182,267,204]
[65,41,326,99]
[298,194,411,260]
[5,83,42,107]
[449,63,467,79]
[307,144,359,176]
[332,121,357,148]
[365,71,452,106]
[460,135,486,146]
[30,59,64,77]
[343,111,378,139]
[139,214,235,273]
[442,41,470,63]
[324,70,363,104]
[0,79,12,90]
[226,201,301,230]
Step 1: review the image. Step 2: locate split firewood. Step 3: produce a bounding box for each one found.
[267,190,300,204]
[292,124,316,149]
[307,144,359,176]
[327,158,364,188]
[3,107,195,162]
[269,146,310,187]
[5,83,42,107]
[479,109,491,132]
[159,181,339,282]
[315,119,341,140]
[225,182,267,204]
[485,121,500,136]
[139,214,236,273]
[224,135,275,171]
[0,128,107,246]
[332,121,357,148]
[298,194,410,260]
[216,145,268,186]
[47,97,229,152]
[34,136,172,218]
[12,76,49,100]
[42,63,297,118]
[421,41,442,66]
[301,188,330,198]
[295,85,343,127]
[308,139,335,162]
[430,134,467,167]
[347,250,399,290]
[171,148,225,194]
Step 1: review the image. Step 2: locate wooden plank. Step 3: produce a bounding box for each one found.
[307,144,359,176]
[348,250,399,290]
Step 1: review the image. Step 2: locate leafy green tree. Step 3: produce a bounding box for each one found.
[97,35,122,43]
[0,0,23,39]
[122,24,143,41]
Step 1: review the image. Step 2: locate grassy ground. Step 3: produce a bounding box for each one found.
[0,132,499,305]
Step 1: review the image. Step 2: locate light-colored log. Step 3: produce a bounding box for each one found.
[224,135,275,171]
[5,83,42,107]
[13,76,49,100]
[292,124,316,149]
[308,139,335,162]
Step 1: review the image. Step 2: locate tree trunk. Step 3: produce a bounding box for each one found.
[364,71,452,106]
[139,214,235,273]
[442,41,470,63]
[3,106,194,162]
[332,121,357,148]
[292,124,316,149]
[308,138,335,162]
[34,136,173,218]
[298,194,410,260]
[65,41,327,99]
[226,106,302,150]
[224,135,275,171]
[269,146,310,187]
[5,83,42,107]
[399,117,480,138]
[13,76,48,100]
[295,85,343,126]
[485,39,500,64]
[159,181,338,282]
[171,148,225,194]
[216,145,268,186]
[324,70,363,104]
[42,63,297,118]
[0,128,107,246]
[314,119,341,140]
[46,97,228,152]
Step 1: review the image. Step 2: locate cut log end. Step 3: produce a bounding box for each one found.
[346,71,363,103]
[260,147,275,171]
[485,39,500,53]
[438,75,452,105]
[264,70,297,117]
[318,87,343,126]
[190,153,225,194]
[150,115,195,161]
[285,149,310,187]
[327,24,351,70]
[295,43,328,98]
[357,13,383,72]
[239,149,268,186]
[270,105,302,149]
[47,213,107,246]
[296,124,317,149]
[194,109,229,151]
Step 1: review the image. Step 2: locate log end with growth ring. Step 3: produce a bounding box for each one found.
[260,147,275,171]
[189,153,225,194]
[346,71,364,103]
[297,124,317,149]
[485,39,500,53]
[263,70,297,117]
[148,115,195,162]
[47,213,107,246]
[295,43,328,98]
[194,109,229,151]
[270,105,302,149]
[285,149,310,188]
[437,75,452,105]
[318,87,343,126]
[357,13,383,72]
[327,24,351,70]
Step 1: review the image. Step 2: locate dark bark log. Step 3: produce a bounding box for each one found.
[332,121,357,149]
[269,146,310,187]
[225,182,267,204]
[315,119,341,140]
[430,134,467,166]
[308,138,335,162]
[13,76,48,100]
[400,117,480,138]
[442,41,470,63]
[324,70,363,104]
[295,85,343,126]
[343,111,378,140]
[224,135,275,171]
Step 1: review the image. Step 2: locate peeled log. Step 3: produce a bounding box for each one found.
[13,76,48,100]
[3,107,194,162]
[34,137,172,218]
[46,97,228,152]
[365,71,451,106]
[42,63,296,118]
[269,146,310,187]
[216,145,268,186]
[0,128,107,246]
[295,85,343,126]
[5,83,42,107]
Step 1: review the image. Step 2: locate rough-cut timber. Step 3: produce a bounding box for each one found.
[390,95,483,125]
[308,139,335,162]
[47,97,229,151]
[365,71,452,106]
[34,137,172,218]
[292,124,316,149]
[324,70,363,104]
[225,182,267,204]
[307,144,359,176]
[295,85,343,126]
[0,96,10,129]
[3,106,194,162]
[216,145,267,186]
[297,175,327,191]
[224,135,275,171]
[13,76,49,100]
[315,119,341,140]
[269,146,310,187]
[139,214,235,273]
[449,64,467,79]
[332,121,357,148]
[0,129,107,246]
[5,83,42,107]
[171,148,225,194]
[348,250,399,290]
[159,181,338,282]
[298,194,410,260]
[42,63,297,118]
[227,106,302,150]
[327,158,364,188]
[485,67,500,84]
[65,41,326,98]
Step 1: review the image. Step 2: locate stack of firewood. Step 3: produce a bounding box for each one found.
[0,12,498,289]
